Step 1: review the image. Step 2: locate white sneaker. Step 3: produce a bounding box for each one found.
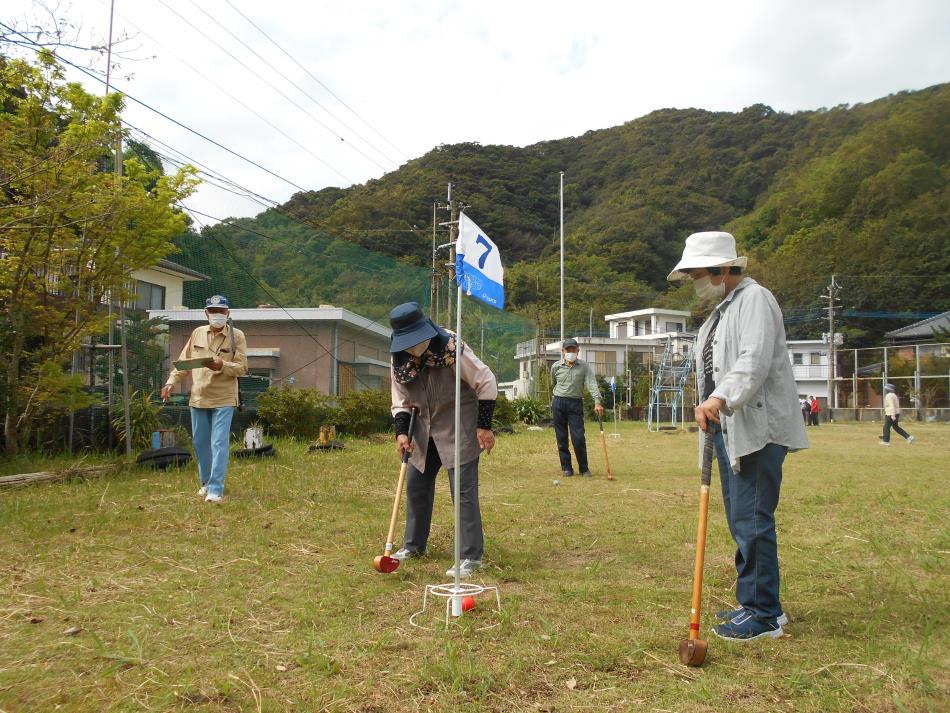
[197,486,207,497]
[907,436,915,444]
[204,494,223,504]
[879,442,890,447]
[445,559,482,579]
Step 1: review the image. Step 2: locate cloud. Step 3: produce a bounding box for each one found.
[7,0,948,221]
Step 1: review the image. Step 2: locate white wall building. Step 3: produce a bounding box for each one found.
[130,259,210,311]
[787,339,830,402]
[510,307,697,401]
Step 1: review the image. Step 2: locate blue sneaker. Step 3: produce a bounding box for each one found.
[713,611,784,641]
[715,607,789,627]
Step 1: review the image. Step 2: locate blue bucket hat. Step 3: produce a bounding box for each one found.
[205,295,230,309]
[389,302,439,353]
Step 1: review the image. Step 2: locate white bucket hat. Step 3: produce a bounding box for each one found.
[667,231,748,281]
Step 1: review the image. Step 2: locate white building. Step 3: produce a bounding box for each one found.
[510,307,696,400]
[787,339,830,402]
[131,259,210,310]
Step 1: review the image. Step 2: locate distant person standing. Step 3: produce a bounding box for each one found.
[881,383,914,446]
[550,338,604,477]
[809,396,820,426]
[800,397,809,424]
[161,295,247,503]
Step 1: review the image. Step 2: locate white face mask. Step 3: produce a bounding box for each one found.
[693,275,726,302]
[564,352,578,363]
[405,339,431,357]
[208,313,228,329]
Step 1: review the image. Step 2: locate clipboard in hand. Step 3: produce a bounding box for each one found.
[173,357,215,371]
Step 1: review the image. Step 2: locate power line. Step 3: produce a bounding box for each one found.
[152,0,379,177]
[184,206,383,392]
[0,22,311,194]
[221,0,409,162]
[182,0,399,169]
[97,6,355,186]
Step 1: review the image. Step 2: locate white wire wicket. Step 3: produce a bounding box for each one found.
[409,581,502,631]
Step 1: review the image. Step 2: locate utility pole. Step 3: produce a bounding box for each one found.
[480,318,484,360]
[430,201,437,320]
[104,0,132,457]
[822,274,842,416]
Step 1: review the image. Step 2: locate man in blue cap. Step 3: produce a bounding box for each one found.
[388,302,498,578]
[162,295,247,503]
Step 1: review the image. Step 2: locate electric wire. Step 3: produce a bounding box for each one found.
[88,3,355,185]
[182,0,399,169]
[184,207,382,391]
[0,22,311,194]
[153,0,377,178]
[221,0,409,161]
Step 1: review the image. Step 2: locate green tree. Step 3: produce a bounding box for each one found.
[0,52,198,453]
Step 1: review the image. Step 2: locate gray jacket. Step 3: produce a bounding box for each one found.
[697,277,808,471]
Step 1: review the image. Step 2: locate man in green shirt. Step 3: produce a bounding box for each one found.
[550,338,604,476]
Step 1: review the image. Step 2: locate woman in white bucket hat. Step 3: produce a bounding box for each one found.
[670,231,808,642]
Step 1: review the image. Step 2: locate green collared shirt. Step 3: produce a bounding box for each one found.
[551,358,601,403]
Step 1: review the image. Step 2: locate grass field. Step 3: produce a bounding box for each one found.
[1,421,947,712]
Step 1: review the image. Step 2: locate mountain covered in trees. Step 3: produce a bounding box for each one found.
[176,82,950,356]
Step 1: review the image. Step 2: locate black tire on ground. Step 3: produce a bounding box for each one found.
[232,444,276,458]
[136,447,192,471]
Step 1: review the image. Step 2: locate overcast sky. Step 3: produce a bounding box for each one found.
[6,0,950,222]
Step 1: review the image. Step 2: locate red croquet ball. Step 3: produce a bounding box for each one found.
[462,595,476,612]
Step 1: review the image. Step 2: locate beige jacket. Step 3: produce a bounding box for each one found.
[166,324,248,408]
[884,392,901,418]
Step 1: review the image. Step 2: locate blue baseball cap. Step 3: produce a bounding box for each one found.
[205,295,230,309]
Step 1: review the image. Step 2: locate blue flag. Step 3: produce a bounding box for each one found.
[456,213,504,310]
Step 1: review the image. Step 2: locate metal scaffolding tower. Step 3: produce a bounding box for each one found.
[647,336,696,431]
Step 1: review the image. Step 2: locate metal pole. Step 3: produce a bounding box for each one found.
[105,0,131,457]
[452,280,463,616]
[882,345,888,415]
[915,344,921,419]
[851,349,858,408]
[446,184,454,323]
[559,171,564,344]
[430,202,437,320]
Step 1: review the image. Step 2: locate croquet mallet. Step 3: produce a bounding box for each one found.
[597,412,613,480]
[373,407,418,573]
[678,425,716,665]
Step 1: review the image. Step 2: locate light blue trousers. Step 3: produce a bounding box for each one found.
[190,406,235,497]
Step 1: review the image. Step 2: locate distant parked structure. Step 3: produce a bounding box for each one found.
[150,306,392,401]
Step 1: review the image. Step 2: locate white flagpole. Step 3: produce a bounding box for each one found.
[559,171,565,343]
[452,276,463,616]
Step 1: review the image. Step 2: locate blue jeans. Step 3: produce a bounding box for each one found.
[712,428,787,622]
[190,406,235,497]
[552,396,588,473]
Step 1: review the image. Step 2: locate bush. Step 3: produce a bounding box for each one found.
[492,393,516,429]
[511,396,548,425]
[256,385,337,440]
[112,390,162,450]
[337,390,392,436]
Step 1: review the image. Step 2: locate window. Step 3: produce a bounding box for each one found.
[616,323,627,338]
[135,281,165,310]
[809,353,821,366]
[665,321,683,333]
[792,353,803,365]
